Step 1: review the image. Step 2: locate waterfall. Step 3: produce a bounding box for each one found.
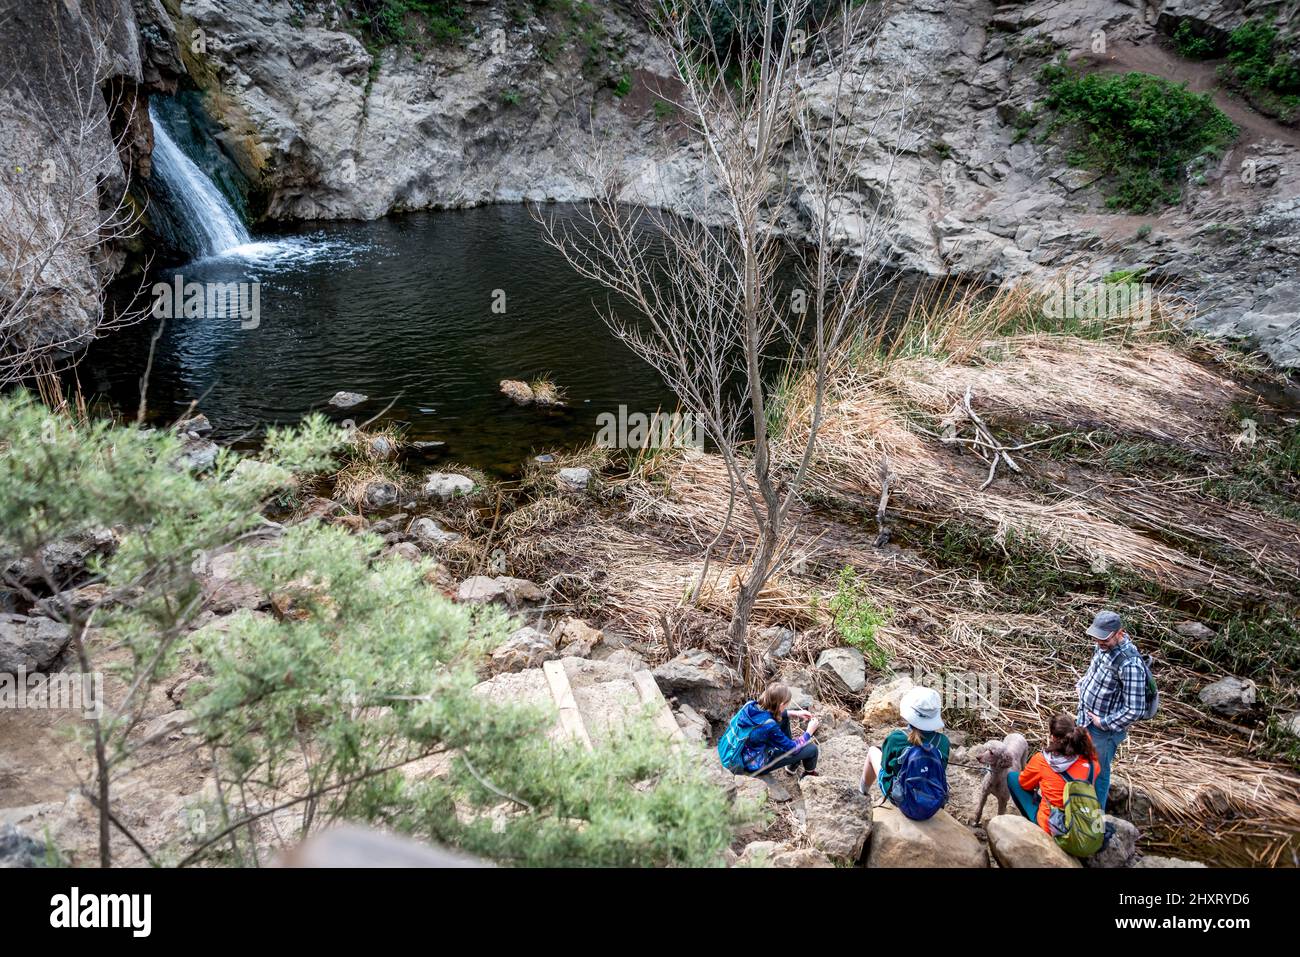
[148,102,250,259]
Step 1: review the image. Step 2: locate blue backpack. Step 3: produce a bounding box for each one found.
[887,741,949,821]
[717,711,775,774]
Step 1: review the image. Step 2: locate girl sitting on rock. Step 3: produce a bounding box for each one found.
[859,686,951,816]
[1008,712,1099,834]
[720,682,821,777]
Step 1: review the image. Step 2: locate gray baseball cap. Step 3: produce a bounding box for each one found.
[1086,609,1123,640]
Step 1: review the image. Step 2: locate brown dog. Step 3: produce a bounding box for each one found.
[973,732,1029,824]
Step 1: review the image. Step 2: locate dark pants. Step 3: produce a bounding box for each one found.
[757,714,818,774]
[1086,726,1126,812]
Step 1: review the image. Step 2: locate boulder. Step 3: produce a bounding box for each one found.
[423,472,474,500]
[178,437,220,470]
[1086,815,1140,869]
[4,528,117,590]
[860,674,914,727]
[801,776,873,862]
[673,702,710,741]
[816,646,866,694]
[868,807,988,868]
[1281,711,1300,737]
[409,518,462,549]
[736,840,787,867]
[1132,854,1207,869]
[0,824,44,869]
[551,617,602,658]
[771,847,835,868]
[175,413,212,435]
[0,615,71,674]
[814,734,869,783]
[200,550,268,614]
[490,626,558,674]
[142,709,192,743]
[328,391,367,408]
[557,467,591,493]
[986,814,1080,868]
[652,649,742,721]
[362,479,399,509]
[1198,676,1256,716]
[455,576,544,607]
[1174,621,1216,640]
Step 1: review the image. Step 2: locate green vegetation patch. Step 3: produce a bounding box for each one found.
[1038,64,1238,212]
[351,0,469,47]
[1222,19,1300,120]
[829,566,890,669]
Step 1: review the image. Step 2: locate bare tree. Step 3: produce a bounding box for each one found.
[0,6,150,389]
[539,0,913,682]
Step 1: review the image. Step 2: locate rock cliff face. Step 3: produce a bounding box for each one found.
[0,0,183,371]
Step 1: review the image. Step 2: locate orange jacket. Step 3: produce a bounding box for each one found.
[1017,752,1097,834]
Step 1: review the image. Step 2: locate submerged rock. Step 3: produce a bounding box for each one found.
[328,391,367,409]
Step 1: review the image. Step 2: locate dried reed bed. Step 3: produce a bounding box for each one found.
[784,362,1260,598]
[882,339,1244,454]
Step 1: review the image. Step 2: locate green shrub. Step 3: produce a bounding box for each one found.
[1219,18,1300,120]
[829,566,889,669]
[352,0,468,47]
[1039,64,1238,212]
[1172,20,1222,60]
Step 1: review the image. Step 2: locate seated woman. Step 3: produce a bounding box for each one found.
[1009,712,1099,833]
[727,682,821,777]
[859,686,950,803]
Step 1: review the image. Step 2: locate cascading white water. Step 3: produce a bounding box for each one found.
[148,103,250,259]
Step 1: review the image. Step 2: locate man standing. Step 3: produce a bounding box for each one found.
[1075,610,1148,810]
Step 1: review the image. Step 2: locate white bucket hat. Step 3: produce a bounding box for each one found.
[899,686,945,732]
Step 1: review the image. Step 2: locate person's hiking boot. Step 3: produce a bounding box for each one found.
[798,769,820,780]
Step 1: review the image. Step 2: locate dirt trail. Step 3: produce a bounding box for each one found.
[1072,41,1300,151]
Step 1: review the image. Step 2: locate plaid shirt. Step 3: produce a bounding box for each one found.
[1076,638,1146,732]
